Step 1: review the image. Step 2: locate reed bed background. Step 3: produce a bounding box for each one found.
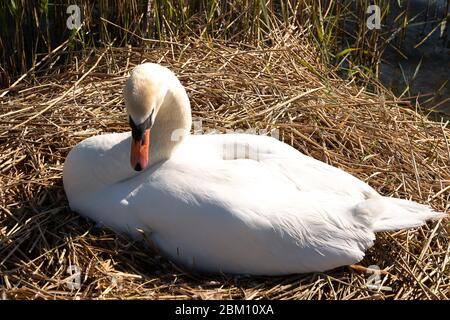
[2,0,448,88]
[1,28,449,299]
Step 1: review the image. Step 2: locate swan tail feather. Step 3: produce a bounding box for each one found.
[354,196,447,232]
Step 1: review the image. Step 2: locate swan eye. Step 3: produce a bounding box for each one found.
[129,109,154,141]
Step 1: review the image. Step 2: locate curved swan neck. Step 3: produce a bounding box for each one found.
[149,75,192,167]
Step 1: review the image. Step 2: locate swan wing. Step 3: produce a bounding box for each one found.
[184,134,378,199]
[68,134,376,275]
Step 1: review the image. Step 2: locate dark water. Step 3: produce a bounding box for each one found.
[378,0,450,116]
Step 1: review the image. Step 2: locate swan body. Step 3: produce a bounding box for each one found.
[63,63,445,275]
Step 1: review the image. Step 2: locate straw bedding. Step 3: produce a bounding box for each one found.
[0,32,449,299]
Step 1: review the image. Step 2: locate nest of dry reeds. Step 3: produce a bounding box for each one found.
[0,30,449,300]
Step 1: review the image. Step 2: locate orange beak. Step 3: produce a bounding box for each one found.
[130,129,150,171]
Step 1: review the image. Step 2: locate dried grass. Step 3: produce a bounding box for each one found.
[0,31,449,300]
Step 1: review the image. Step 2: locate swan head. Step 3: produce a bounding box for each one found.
[123,63,169,171]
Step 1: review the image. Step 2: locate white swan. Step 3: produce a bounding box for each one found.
[63,63,446,275]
